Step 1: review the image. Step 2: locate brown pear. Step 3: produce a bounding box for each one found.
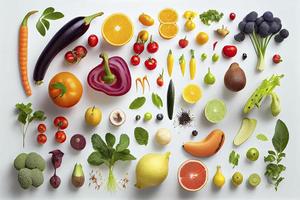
[224,63,246,92]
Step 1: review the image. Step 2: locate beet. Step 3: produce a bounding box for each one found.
[50,174,61,189]
[70,134,86,151]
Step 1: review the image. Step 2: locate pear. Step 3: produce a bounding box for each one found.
[213,165,225,188]
[135,152,170,189]
[85,106,102,126]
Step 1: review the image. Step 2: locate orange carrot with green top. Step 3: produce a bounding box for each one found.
[19,10,37,96]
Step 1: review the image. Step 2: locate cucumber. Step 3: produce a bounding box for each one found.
[167,79,175,120]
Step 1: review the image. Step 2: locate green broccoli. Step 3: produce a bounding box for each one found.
[25,152,46,171]
[31,169,44,187]
[14,153,28,170]
[18,168,32,189]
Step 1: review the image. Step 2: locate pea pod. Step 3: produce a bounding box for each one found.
[189,49,196,80]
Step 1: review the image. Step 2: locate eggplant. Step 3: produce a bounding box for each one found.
[33,12,103,84]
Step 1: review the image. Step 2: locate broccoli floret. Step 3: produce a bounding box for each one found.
[274,34,284,43]
[14,153,28,170]
[269,22,281,34]
[238,21,246,32]
[273,17,281,25]
[258,22,270,37]
[18,168,32,189]
[245,11,258,22]
[255,17,264,26]
[279,29,289,39]
[31,169,44,187]
[234,32,245,42]
[263,11,274,22]
[25,152,46,171]
[244,22,255,34]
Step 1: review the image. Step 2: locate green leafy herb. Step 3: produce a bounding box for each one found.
[15,103,46,147]
[129,97,146,109]
[256,133,269,141]
[36,7,64,36]
[87,133,135,191]
[264,119,289,191]
[199,9,224,25]
[229,150,240,168]
[134,127,149,145]
[152,93,163,109]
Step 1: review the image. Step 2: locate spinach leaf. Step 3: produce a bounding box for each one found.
[129,97,146,109]
[87,151,104,166]
[272,119,289,153]
[105,133,116,147]
[152,93,163,109]
[91,134,109,158]
[134,127,149,145]
[116,134,129,152]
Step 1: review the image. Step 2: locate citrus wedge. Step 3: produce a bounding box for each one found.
[158,8,178,23]
[101,13,134,46]
[159,23,178,39]
[204,99,227,123]
[182,84,202,104]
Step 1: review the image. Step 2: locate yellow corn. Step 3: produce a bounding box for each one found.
[167,49,174,77]
[179,54,186,76]
[189,49,196,80]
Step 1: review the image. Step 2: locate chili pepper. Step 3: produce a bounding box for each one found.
[167,50,174,77]
[87,52,131,96]
[135,76,150,94]
[189,49,196,80]
[213,41,218,51]
[179,54,186,76]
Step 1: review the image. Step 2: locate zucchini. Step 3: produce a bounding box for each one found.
[167,79,175,120]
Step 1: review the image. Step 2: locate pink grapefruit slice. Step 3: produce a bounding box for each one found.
[178,159,208,191]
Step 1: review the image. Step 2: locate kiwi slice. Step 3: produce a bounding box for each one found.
[248,173,261,187]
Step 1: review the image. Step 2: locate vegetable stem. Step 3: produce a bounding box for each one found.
[22,10,38,26]
[256,50,265,71]
[84,12,104,25]
[107,166,117,192]
[100,52,116,84]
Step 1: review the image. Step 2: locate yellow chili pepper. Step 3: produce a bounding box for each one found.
[167,49,174,77]
[179,54,186,76]
[189,49,196,80]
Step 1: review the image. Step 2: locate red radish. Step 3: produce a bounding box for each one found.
[133,42,144,54]
[272,54,282,64]
[144,57,157,70]
[88,34,99,47]
[73,45,87,59]
[130,55,140,66]
[147,35,159,53]
[222,45,237,58]
[64,51,77,64]
[229,13,236,20]
[178,37,189,48]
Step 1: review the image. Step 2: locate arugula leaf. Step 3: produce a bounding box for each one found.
[88,151,104,166]
[116,134,129,152]
[272,119,289,153]
[129,97,146,109]
[134,127,149,146]
[229,150,240,168]
[256,133,268,141]
[105,133,116,147]
[152,93,163,109]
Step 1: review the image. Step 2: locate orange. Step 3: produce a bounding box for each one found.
[159,23,178,39]
[178,160,208,192]
[196,32,209,45]
[158,8,178,23]
[101,13,134,46]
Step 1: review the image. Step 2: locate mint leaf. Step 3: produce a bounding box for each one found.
[129,97,146,109]
[43,7,55,15]
[36,21,46,36]
[105,133,116,148]
[229,150,240,168]
[134,127,149,146]
[256,133,268,141]
[152,93,163,109]
[272,119,289,153]
[116,134,129,152]
[88,151,104,166]
[91,134,109,158]
[44,12,64,20]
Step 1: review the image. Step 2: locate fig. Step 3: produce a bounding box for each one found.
[224,62,246,92]
[109,109,126,126]
[70,134,86,151]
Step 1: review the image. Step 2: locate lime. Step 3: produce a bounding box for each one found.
[248,173,261,187]
[204,99,227,123]
[246,147,260,161]
[231,172,243,186]
[182,84,202,104]
[144,112,152,121]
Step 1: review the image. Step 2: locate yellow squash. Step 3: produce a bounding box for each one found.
[179,54,186,76]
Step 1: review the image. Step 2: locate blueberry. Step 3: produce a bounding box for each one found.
[244,22,255,34]
[245,11,258,22]
[238,21,247,32]
[156,113,163,121]
[242,53,247,60]
[135,115,141,121]
[274,34,284,43]
[192,130,198,136]
[234,32,245,42]
[279,29,289,39]
[255,17,264,26]
[263,11,274,22]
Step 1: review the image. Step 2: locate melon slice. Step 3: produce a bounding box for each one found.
[233,118,257,146]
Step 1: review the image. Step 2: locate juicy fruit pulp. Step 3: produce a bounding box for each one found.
[213,166,225,188]
[159,23,178,39]
[101,13,133,46]
[182,84,202,104]
[248,173,261,187]
[178,160,208,191]
[135,152,170,189]
[204,99,227,123]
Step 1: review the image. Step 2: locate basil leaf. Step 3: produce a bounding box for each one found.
[272,119,289,153]
[36,21,46,36]
[229,150,239,168]
[91,134,109,157]
[134,127,149,146]
[129,97,146,109]
[42,19,50,30]
[116,134,129,152]
[42,7,55,15]
[268,150,276,155]
[105,133,116,147]
[44,12,64,20]
[152,93,163,109]
[87,151,104,166]
[256,133,268,141]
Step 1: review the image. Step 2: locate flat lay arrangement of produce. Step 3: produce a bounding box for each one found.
[0,0,299,199]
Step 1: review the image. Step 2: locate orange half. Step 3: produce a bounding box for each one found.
[158,8,178,23]
[159,23,178,39]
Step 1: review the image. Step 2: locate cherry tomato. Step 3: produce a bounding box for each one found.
[133,42,144,54]
[55,131,67,143]
[53,116,68,130]
[147,36,159,53]
[130,55,140,66]
[156,70,164,87]
[229,12,236,20]
[144,57,157,70]
[222,45,237,58]
[37,134,47,144]
[178,37,189,48]
[64,51,77,64]
[272,54,282,64]
[37,123,47,133]
[88,34,99,47]
[73,45,87,59]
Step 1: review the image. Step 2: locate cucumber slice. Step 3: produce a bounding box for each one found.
[233,118,257,146]
[248,173,261,187]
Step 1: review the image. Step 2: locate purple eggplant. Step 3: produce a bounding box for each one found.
[33,12,103,84]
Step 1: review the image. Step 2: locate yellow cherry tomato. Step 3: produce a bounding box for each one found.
[196,32,209,45]
[139,13,154,26]
[185,20,196,31]
[137,30,149,43]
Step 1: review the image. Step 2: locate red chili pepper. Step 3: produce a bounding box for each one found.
[213,41,218,51]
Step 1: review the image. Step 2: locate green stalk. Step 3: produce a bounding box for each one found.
[256,49,265,71]
[100,52,116,84]
[84,11,104,25]
[107,166,117,192]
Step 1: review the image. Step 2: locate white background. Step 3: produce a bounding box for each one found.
[0,0,299,199]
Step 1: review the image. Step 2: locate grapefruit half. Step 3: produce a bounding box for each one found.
[178,159,208,191]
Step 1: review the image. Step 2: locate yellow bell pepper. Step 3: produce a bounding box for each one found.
[179,54,186,76]
[167,50,174,77]
[189,49,196,80]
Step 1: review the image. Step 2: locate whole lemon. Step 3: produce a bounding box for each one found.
[196,32,209,45]
[85,106,102,126]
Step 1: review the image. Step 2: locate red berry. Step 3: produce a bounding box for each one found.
[130,55,140,66]
[229,12,236,20]
[37,134,47,144]
[133,42,144,54]
[178,37,189,48]
[272,54,282,64]
[88,34,99,47]
[37,123,47,133]
[144,57,157,70]
[64,51,77,64]
[73,45,87,59]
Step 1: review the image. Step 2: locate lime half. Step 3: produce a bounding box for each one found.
[248,173,261,187]
[204,99,227,123]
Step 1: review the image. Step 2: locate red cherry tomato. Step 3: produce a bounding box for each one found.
[64,51,77,64]
[88,34,99,47]
[55,131,67,143]
[73,45,87,59]
[222,45,237,58]
[53,116,68,130]
[156,70,164,87]
[37,123,47,133]
[144,57,157,70]
[130,55,140,66]
[147,36,159,53]
[272,54,282,64]
[229,12,236,20]
[133,42,144,54]
[178,37,189,48]
[37,134,47,144]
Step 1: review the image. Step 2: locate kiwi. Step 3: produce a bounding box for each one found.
[224,62,246,92]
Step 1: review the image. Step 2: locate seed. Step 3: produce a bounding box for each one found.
[242,53,247,60]
[135,115,141,121]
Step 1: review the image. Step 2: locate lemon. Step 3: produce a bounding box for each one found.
[182,84,202,104]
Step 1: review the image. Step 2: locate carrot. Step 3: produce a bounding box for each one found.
[19,10,37,96]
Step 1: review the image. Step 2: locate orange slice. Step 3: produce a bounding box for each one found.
[158,8,178,23]
[159,23,178,39]
[101,13,134,46]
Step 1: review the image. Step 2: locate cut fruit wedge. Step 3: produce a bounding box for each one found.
[204,99,226,123]
[101,13,134,46]
[233,118,257,146]
[182,84,202,104]
[178,159,208,192]
[158,8,178,23]
[159,23,178,39]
